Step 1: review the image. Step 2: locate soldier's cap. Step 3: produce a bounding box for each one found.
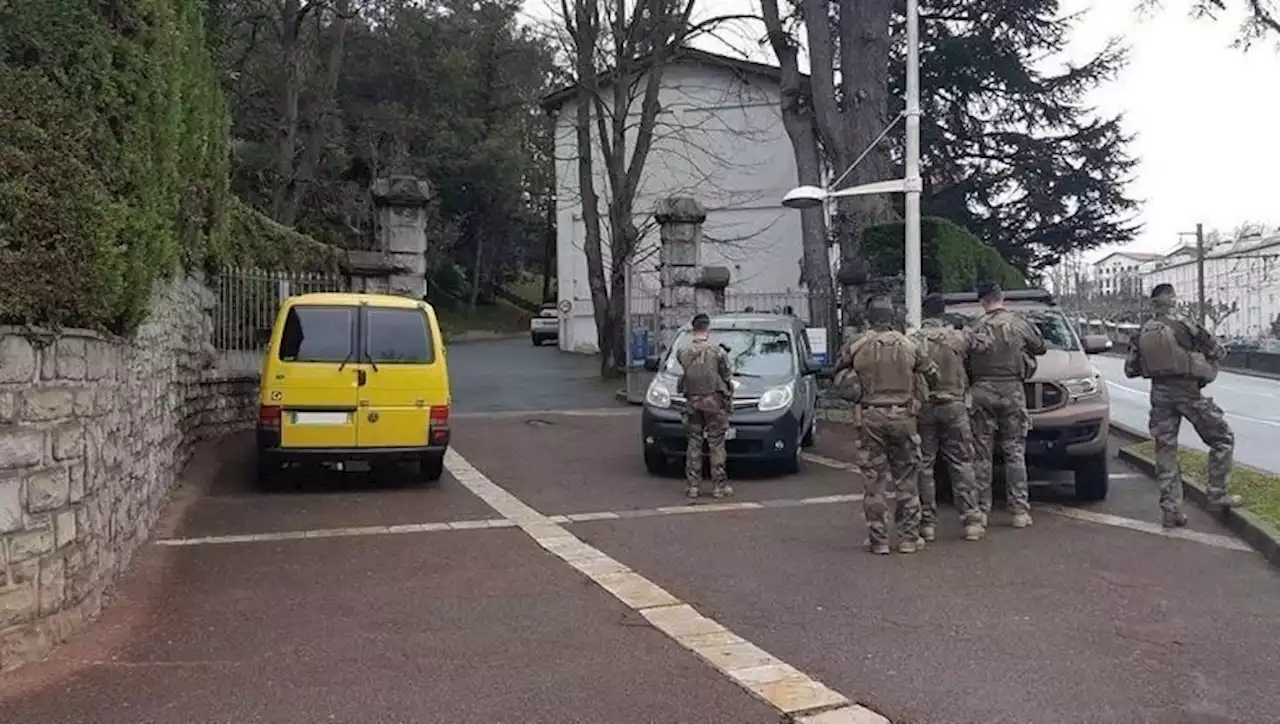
[976,281,1002,301]
[1150,283,1176,299]
[691,313,711,330]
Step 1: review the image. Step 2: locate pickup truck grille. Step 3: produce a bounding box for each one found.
[1024,382,1067,412]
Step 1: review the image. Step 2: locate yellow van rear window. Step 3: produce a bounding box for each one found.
[364,308,434,364]
[279,306,355,362]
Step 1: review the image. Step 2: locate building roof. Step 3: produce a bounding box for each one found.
[1093,250,1163,266]
[541,47,792,112]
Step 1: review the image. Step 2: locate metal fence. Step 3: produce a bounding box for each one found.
[621,286,840,403]
[211,268,348,374]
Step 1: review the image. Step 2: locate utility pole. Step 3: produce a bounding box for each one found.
[1196,222,1206,327]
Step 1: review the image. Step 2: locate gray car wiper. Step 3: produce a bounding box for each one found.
[733,372,763,378]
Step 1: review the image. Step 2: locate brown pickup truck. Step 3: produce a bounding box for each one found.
[942,289,1113,501]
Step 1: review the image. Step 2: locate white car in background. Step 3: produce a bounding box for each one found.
[530,303,559,346]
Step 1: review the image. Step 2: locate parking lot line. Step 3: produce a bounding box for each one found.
[152,493,866,547]
[443,448,887,723]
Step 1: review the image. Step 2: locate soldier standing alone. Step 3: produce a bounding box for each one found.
[1124,283,1240,527]
[837,296,939,554]
[913,293,992,542]
[968,282,1046,530]
[676,313,734,500]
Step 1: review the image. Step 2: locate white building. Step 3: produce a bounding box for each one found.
[1143,232,1280,337]
[1091,250,1161,297]
[543,49,805,353]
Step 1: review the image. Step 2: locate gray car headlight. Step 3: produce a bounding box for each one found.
[646,379,672,409]
[1063,373,1102,401]
[757,382,794,412]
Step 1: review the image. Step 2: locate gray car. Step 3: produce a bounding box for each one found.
[640,313,821,476]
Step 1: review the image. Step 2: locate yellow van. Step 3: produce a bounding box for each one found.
[255,293,451,487]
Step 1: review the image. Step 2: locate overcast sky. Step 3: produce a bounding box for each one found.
[521,0,1280,262]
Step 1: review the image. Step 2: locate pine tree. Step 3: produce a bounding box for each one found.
[888,1,1142,272]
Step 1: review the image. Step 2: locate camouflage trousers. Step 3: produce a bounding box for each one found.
[684,396,728,488]
[1149,382,1234,513]
[917,400,982,526]
[861,406,922,545]
[970,380,1031,516]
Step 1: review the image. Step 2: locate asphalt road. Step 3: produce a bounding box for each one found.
[1092,354,1280,474]
[3,339,1278,724]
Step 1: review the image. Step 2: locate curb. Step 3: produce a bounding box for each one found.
[1112,421,1280,572]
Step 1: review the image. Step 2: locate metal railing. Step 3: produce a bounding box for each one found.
[211,268,348,374]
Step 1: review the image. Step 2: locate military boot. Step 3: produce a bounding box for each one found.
[1162,510,1189,528]
[1011,512,1033,529]
[919,523,937,542]
[897,538,919,554]
[712,483,734,499]
[686,485,701,499]
[1207,493,1242,510]
[865,537,890,555]
[962,522,986,541]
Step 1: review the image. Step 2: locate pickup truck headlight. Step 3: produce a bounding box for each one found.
[757,382,794,412]
[646,379,672,409]
[1063,372,1102,401]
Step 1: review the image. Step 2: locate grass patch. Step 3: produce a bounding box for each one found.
[509,272,551,307]
[1130,441,1280,530]
[436,298,529,337]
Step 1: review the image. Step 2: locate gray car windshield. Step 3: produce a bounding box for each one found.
[664,329,795,377]
[943,309,1080,352]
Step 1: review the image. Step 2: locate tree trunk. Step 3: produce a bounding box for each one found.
[271,0,305,225]
[763,0,836,341]
[283,0,351,227]
[469,229,485,312]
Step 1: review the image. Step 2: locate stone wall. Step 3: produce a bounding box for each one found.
[0,277,258,671]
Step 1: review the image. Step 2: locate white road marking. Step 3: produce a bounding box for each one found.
[801,452,859,471]
[152,493,865,547]
[803,453,1254,553]
[443,448,885,722]
[452,407,638,420]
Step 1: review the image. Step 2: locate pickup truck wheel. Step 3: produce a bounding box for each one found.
[644,448,669,476]
[530,333,541,346]
[420,453,445,484]
[1073,452,1109,501]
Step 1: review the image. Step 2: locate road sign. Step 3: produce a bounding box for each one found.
[558,299,572,315]
[806,327,830,366]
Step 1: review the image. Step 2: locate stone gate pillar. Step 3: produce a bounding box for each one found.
[655,197,730,356]
[365,175,432,298]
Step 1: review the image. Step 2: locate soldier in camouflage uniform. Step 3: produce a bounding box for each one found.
[1124,283,1240,527]
[837,296,939,554]
[968,282,1046,530]
[676,313,734,499]
[912,293,993,542]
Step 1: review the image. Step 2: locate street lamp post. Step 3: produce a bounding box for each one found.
[780,0,924,330]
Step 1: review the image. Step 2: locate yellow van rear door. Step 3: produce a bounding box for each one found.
[274,304,360,449]
[355,305,445,449]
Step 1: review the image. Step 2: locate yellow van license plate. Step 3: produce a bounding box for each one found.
[292,411,350,426]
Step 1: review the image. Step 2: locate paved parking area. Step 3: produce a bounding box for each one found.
[3,340,1279,724]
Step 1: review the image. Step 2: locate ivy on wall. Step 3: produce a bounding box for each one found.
[0,0,332,333]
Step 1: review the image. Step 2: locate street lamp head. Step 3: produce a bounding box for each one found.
[781,185,828,210]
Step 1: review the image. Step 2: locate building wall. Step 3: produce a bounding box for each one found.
[551,61,803,353]
[1143,237,1280,337]
[0,277,257,671]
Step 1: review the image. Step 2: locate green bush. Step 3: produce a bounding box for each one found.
[861,217,1027,293]
[1,0,318,332]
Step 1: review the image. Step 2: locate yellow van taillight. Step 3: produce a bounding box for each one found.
[429,405,450,445]
[258,405,282,431]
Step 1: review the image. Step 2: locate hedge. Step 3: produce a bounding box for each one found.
[0,0,331,333]
[861,217,1026,294]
